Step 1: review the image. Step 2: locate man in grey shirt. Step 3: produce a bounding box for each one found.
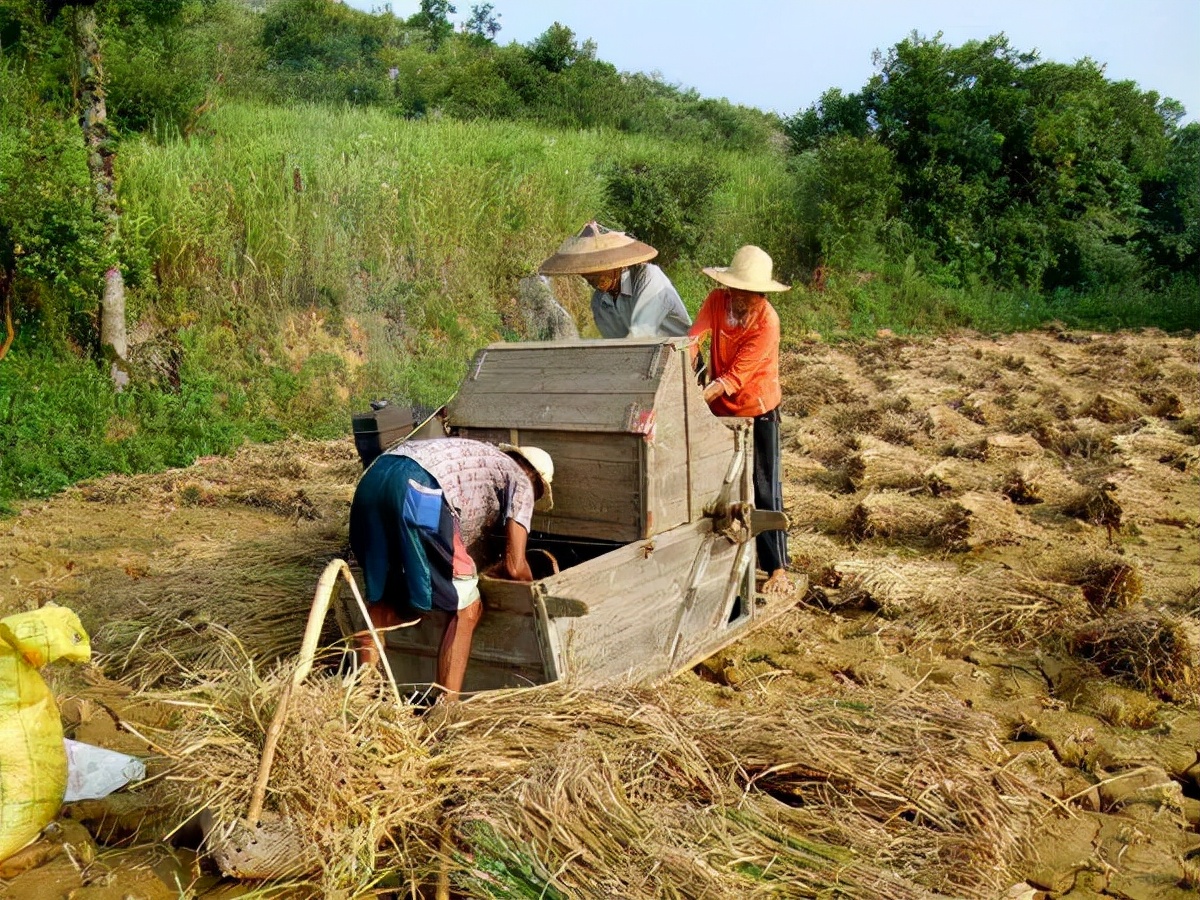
[540,221,691,339]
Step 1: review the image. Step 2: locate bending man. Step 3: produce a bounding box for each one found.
[540,221,691,339]
[349,438,553,698]
[689,245,791,595]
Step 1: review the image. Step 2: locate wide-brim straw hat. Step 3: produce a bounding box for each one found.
[539,221,658,276]
[499,443,554,511]
[702,245,790,293]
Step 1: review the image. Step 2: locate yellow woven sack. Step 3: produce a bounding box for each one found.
[0,606,91,861]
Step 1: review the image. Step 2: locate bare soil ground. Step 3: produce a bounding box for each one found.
[1,328,1197,899]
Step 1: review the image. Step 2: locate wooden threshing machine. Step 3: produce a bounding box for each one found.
[339,337,800,693]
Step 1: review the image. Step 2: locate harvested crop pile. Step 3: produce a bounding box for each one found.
[152,645,1042,899]
[94,532,345,687]
[830,558,1086,644]
[1071,609,1199,700]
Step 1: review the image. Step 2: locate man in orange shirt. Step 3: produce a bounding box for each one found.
[689,245,790,594]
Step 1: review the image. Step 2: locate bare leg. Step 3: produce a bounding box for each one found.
[356,603,405,667]
[436,599,483,700]
[762,568,792,596]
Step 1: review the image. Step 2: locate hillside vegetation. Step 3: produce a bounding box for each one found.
[0,0,1197,509]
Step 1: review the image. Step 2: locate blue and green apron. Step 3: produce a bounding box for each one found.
[349,454,462,614]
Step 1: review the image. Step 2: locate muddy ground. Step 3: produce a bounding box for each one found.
[1,327,1197,898]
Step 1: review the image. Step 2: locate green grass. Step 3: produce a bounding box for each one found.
[0,342,269,511]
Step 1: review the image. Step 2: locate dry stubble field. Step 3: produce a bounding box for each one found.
[1,327,1197,899]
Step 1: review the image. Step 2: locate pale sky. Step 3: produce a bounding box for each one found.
[344,0,1200,123]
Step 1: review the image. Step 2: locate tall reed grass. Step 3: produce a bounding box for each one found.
[118,100,798,401]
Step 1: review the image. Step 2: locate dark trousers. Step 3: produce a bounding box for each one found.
[754,408,788,573]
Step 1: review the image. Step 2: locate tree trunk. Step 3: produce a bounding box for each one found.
[76,5,128,389]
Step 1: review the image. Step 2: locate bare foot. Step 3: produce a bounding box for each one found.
[762,569,792,596]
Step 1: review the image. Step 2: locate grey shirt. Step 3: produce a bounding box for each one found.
[590,263,691,339]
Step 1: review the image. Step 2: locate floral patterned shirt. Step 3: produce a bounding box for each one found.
[387,438,535,558]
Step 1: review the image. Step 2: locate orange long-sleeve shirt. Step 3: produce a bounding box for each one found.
[688,289,782,417]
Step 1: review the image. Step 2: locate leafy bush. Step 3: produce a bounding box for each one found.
[0,61,106,347]
[602,155,726,264]
[790,136,899,274]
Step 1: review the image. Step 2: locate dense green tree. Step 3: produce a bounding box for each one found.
[262,0,395,72]
[0,0,213,379]
[603,155,725,264]
[462,2,499,42]
[527,22,593,74]
[0,56,105,355]
[408,0,454,50]
[783,88,869,152]
[785,31,1191,294]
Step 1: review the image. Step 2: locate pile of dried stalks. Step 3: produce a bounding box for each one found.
[145,647,1043,899]
[76,437,360,511]
[832,559,1088,645]
[95,532,342,686]
[1035,550,1143,615]
[1071,609,1200,700]
[845,492,972,549]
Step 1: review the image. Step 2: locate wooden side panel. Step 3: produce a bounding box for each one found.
[451,390,659,433]
[538,521,748,686]
[381,609,549,692]
[668,537,754,670]
[456,427,644,543]
[336,590,550,693]
[448,343,670,432]
[645,350,689,536]
[682,363,750,517]
[454,345,669,395]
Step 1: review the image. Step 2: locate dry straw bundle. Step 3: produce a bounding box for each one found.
[844,436,932,493]
[95,530,343,686]
[832,559,1088,646]
[157,658,444,894]
[1071,609,1200,701]
[145,650,1043,899]
[76,437,360,512]
[845,491,972,549]
[1034,550,1143,615]
[787,484,856,533]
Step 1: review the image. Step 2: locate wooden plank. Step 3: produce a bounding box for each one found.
[333,568,546,694]
[457,348,673,395]
[382,650,546,694]
[449,390,659,432]
[671,574,808,681]
[671,541,750,669]
[475,337,684,352]
[681,352,694,524]
[532,594,561,683]
[384,610,544,666]
[646,352,689,536]
[477,573,536,615]
[537,524,703,608]
[683,367,747,517]
[665,533,716,668]
[478,573,588,617]
[456,428,643,463]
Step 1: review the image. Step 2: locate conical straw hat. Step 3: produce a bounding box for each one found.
[702,245,790,293]
[539,221,658,276]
